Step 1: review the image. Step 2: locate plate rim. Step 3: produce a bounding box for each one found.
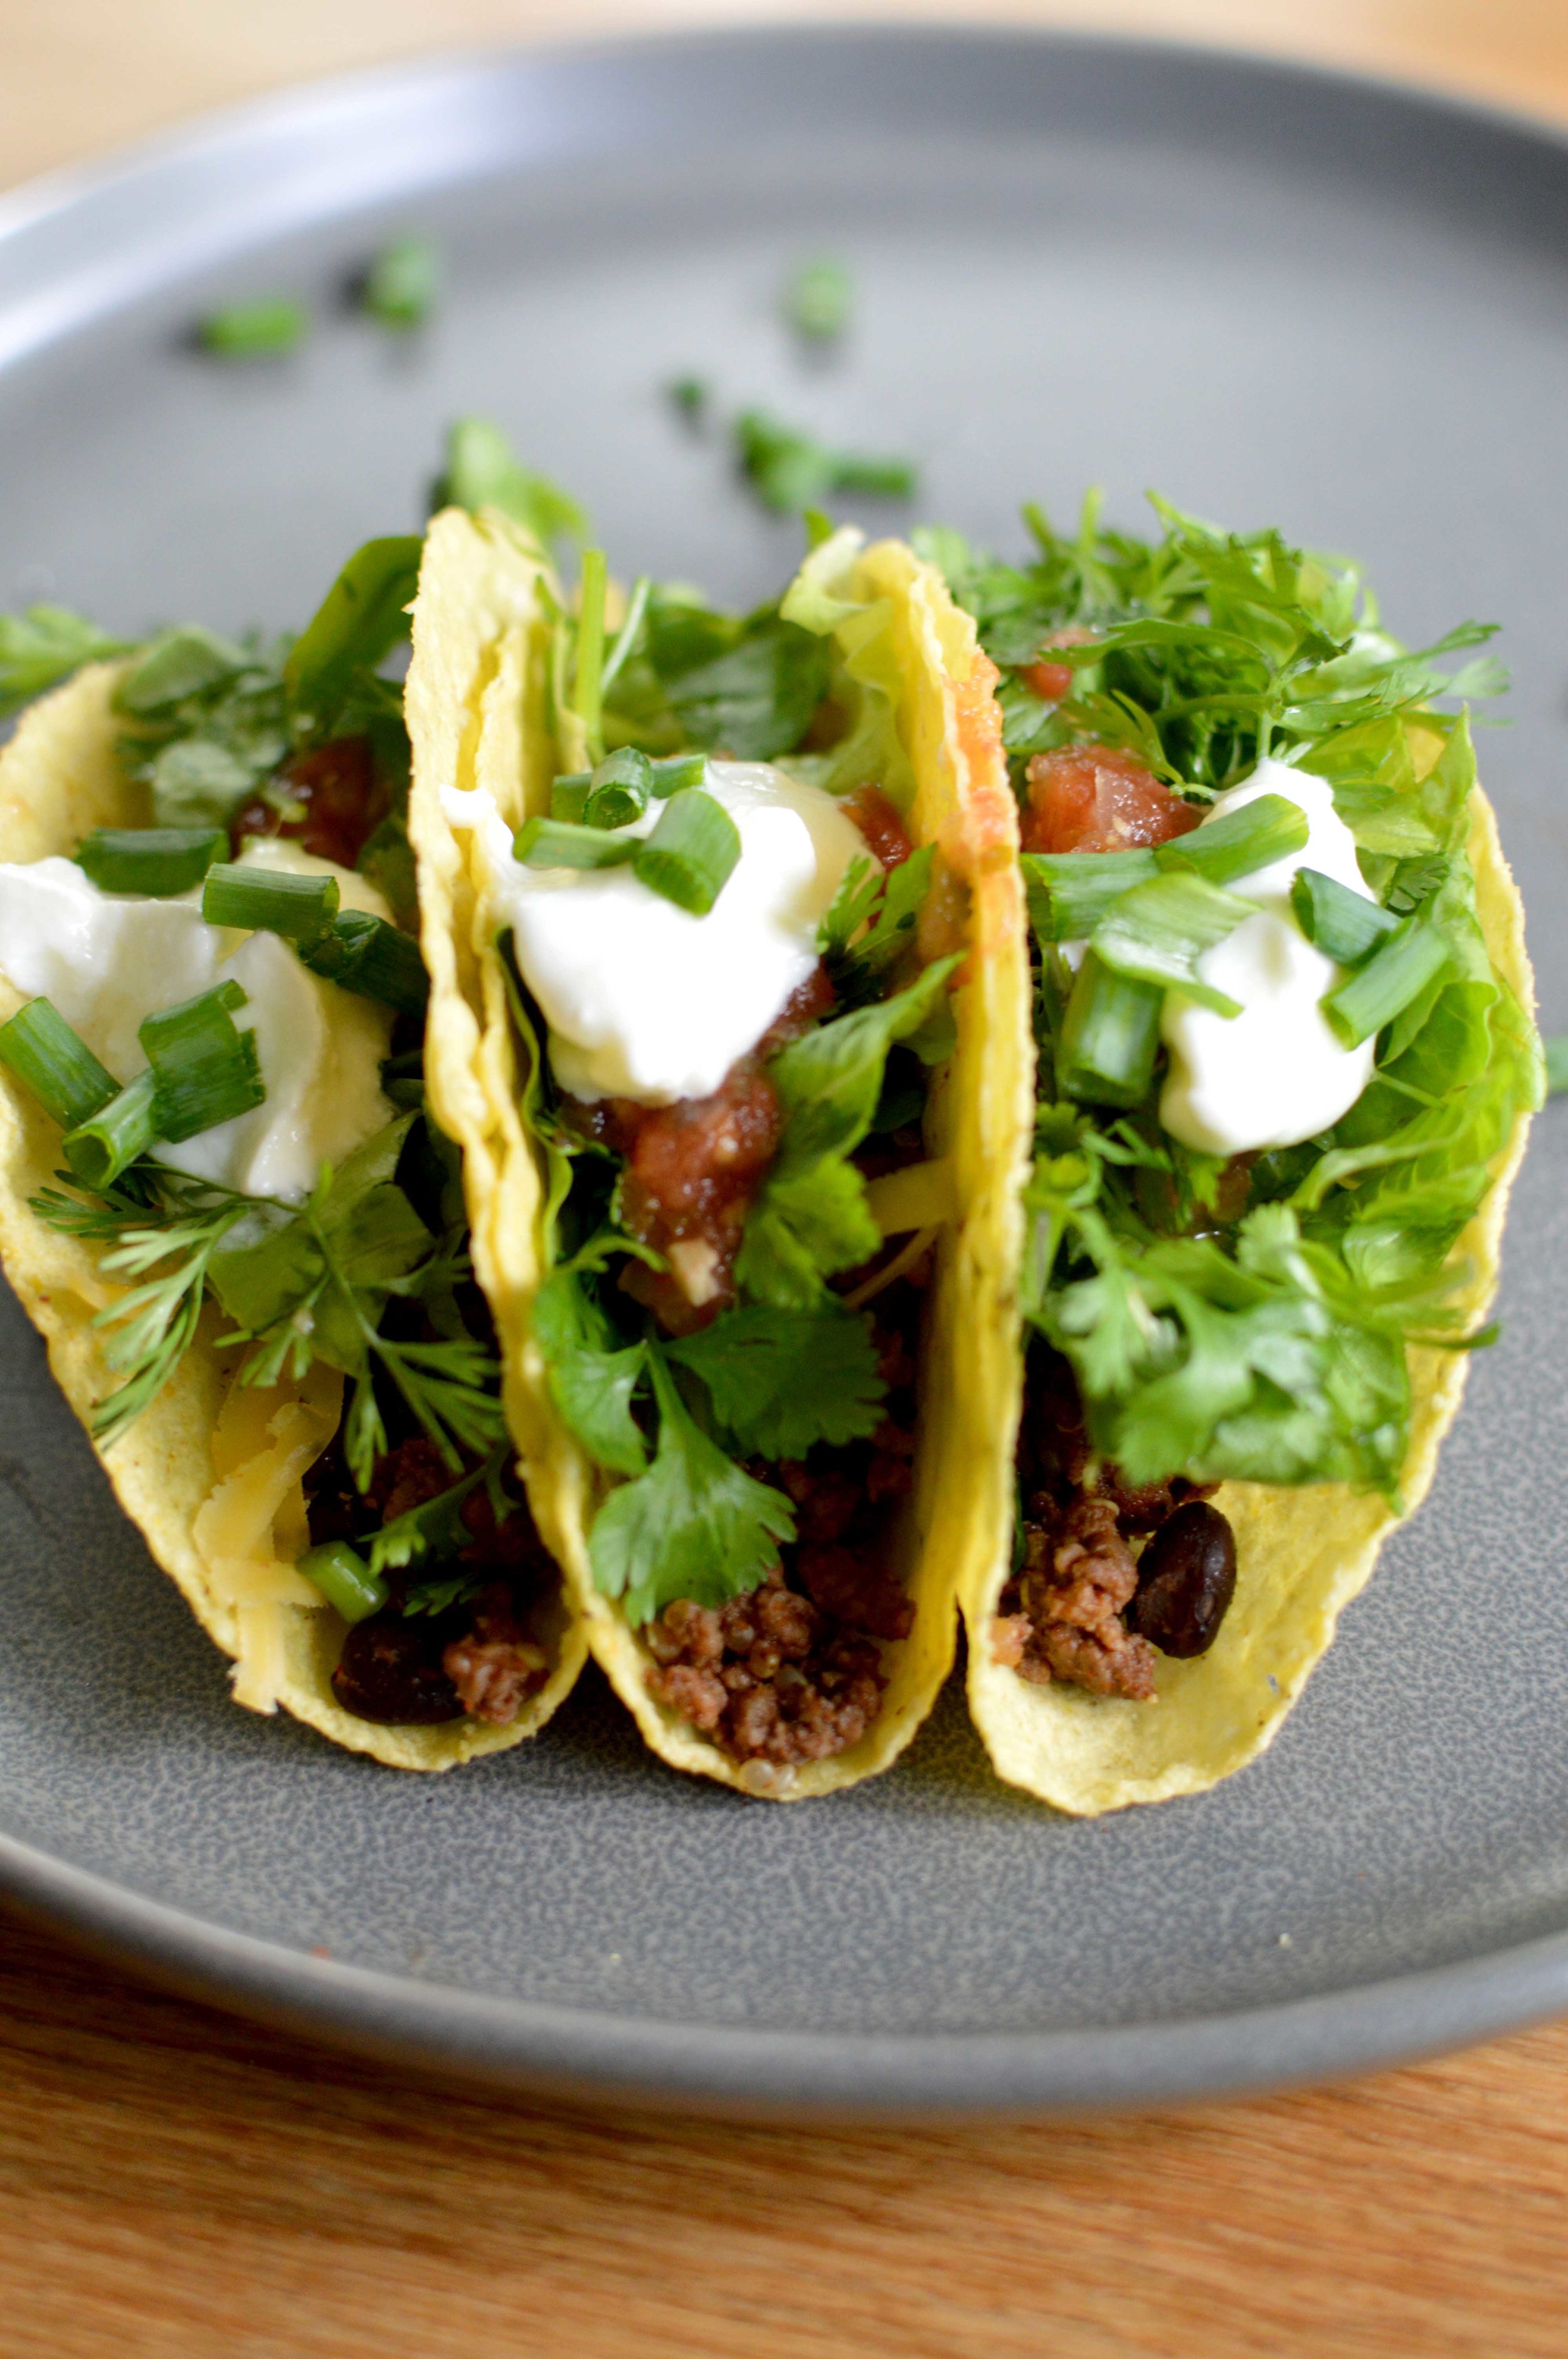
[3,19,1567,2116]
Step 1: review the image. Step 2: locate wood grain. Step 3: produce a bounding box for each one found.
[3,4,1568,2354]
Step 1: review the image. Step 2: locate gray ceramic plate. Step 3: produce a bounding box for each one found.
[2,28,1567,2118]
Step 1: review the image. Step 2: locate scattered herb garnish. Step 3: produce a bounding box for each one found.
[784,255,853,343]
[434,417,587,554]
[667,375,711,425]
[736,409,917,514]
[361,235,439,331]
[198,299,309,359]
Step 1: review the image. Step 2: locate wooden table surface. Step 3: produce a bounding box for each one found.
[4,4,1567,2353]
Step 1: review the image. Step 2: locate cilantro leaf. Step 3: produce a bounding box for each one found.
[283,536,424,735]
[531,1267,648,1476]
[435,417,587,553]
[588,1348,795,1626]
[0,606,127,720]
[733,1157,880,1308]
[735,410,916,514]
[820,843,936,1011]
[663,617,829,761]
[769,957,956,1174]
[668,1303,884,1459]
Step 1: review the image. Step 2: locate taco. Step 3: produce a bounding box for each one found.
[408,506,1030,1797]
[0,535,585,1765]
[925,496,1542,1812]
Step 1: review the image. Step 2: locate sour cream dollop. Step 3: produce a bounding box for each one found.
[1158,757,1379,1156]
[0,839,395,1199]
[445,762,871,1105]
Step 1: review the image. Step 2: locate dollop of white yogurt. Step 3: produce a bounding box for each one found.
[0,840,395,1199]
[1158,757,1379,1157]
[445,762,871,1105]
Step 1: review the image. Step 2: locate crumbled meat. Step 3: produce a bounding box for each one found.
[570,966,835,1336]
[840,783,913,869]
[443,1580,549,1725]
[231,735,389,870]
[645,1567,890,1767]
[997,1350,1219,1700]
[1006,1494,1158,1703]
[796,1543,914,1641]
[313,1434,556,1730]
[644,1287,922,1767]
[1022,745,1202,857]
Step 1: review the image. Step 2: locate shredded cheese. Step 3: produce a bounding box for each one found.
[193,1361,344,1713]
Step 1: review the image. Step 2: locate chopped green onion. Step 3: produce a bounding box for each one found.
[1156,793,1308,887]
[785,255,853,341]
[300,911,429,1016]
[296,1540,387,1623]
[632,789,741,915]
[550,774,591,822]
[1056,955,1163,1108]
[584,747,652,829]
[199,297,307,358]
[648,752,709,798]
[573,548,608,764]
[0,998,117,1129]
[514,816,637,872]
[75,827,226,898]
[63,1068,159,1188]
[201,861,339,942]
[550,752,707,829]
[362,235,438,331]
[1090,870,1251,1017]
[1321,920,1449,1050]
[140,979,264,1142]
[1291,868,1399,967]
[1023,848,1158,943]
[601,575,651,695]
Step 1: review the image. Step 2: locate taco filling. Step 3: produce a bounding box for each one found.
[0,528,581,1761]
[413,508,1024,1796]
[927,496,1540,1801]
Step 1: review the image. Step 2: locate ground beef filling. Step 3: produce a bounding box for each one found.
[312,1437,554,1728]
[995,1355,1217,1702]
[643,1307,919,1767]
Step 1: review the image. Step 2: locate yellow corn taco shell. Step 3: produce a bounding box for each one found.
[0,662,583,1767]
[408,511,1035,1797]
[964,783,1536,1814]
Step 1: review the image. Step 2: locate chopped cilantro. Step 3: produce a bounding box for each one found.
[735,410,916,514]
[198,299,308,358]
[588,1346,795,1627]
[785,256,853,343]
[0,607,127,721]
[669,1303,884,1460]
[362,236,438,330]
[434,417,587,554]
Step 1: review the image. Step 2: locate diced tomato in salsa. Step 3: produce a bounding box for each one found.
[1022,747,1201,856]
[840,784,912,870]
[231,736,389,870]
[1020,626,1098,706]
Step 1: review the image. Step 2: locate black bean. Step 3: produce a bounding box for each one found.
[1126,1499,1237,1658]
[331,1613,464,1724]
